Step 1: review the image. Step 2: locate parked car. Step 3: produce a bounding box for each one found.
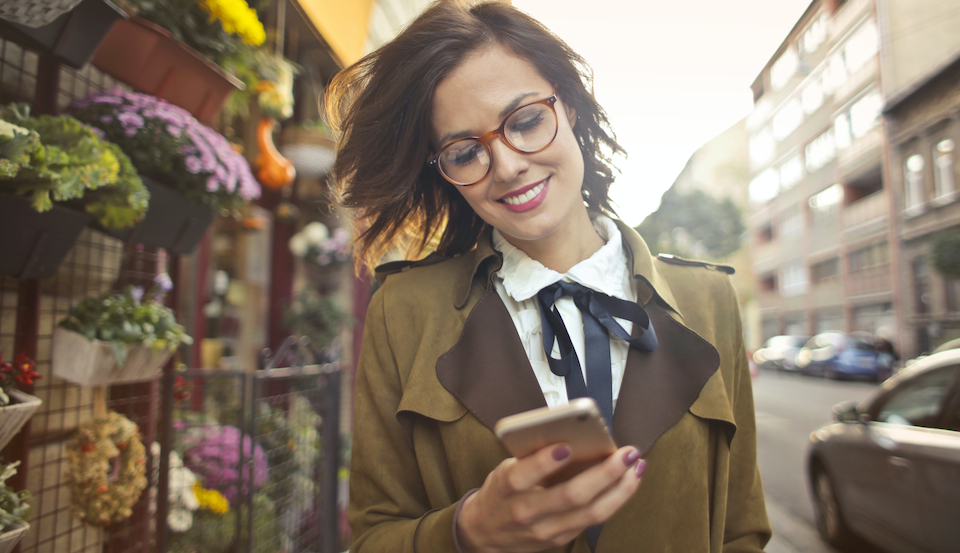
[806,348,960,553]
[795,332,879,380]
[753,335,808,372]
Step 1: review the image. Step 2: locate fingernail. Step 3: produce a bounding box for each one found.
[552,444,571,461]
[634,459,647,478]
[623,448,641,467]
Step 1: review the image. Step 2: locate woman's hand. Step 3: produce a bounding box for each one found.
[456,444,646,553]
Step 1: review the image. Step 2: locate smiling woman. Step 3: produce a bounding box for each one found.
[325,2,770,552]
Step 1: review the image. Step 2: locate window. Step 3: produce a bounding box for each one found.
[834,113,852,150]
[750,126,775,167]
[875,366,959,429]
[823,53,848,94]
[806,128,836,172]
[773,98,803,142]
[759,272,777,293]
[779,154,805,191]
[801,74,825,115]
[771,47,799,91]
[809,184,843,220]
[849,242,889,272]
[800,13,828,56]
[781,205,803,237]
[781,259,807,297]
[757,222,774,243]
[904,153,926,213]
[842,20,879,75]
[811,257,840,283]
[750,168,780,204]
[933,138,956,201]
[946,278,960,313]
[849,91,882,138]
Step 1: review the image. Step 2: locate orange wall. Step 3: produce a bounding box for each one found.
[296,0,375,66]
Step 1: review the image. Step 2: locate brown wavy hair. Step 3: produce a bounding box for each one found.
[324,0,625,271]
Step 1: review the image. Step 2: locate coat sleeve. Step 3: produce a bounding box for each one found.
[722,293,772,552]
[348,288,461,553]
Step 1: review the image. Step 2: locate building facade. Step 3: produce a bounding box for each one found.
[747,0,896,343]
[878,0,960,358]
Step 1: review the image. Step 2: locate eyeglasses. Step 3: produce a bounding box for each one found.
[429,93,559,186]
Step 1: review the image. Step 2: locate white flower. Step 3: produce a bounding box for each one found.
[168,508,193,533]
[289,233,309,257]
[303,222,329,245]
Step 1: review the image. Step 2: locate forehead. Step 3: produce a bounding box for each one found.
[430,44,551,143]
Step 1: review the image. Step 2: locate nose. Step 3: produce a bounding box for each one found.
[488,136,529,184]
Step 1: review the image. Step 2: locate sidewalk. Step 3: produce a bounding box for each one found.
[764,495,835,553]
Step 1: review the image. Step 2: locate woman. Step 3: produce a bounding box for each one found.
[325,2,771,552]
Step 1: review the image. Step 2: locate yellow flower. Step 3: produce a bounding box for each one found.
[198,0,265,46]
[193,482,230,515]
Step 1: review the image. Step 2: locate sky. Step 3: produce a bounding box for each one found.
[512,0,814,226]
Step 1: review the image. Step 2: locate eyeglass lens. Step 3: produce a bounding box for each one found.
[437,101,558,185]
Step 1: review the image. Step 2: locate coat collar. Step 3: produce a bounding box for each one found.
[437,220,727,455]
[452,218,682,318]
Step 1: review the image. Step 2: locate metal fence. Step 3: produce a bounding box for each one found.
[155,358,342,553]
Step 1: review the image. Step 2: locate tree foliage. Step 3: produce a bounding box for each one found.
[931,229,960,280]
[636,187,744,261]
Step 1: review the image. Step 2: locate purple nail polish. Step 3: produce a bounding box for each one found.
[623,448,641,467]
[552,444,571,461]
[634,459,647,478]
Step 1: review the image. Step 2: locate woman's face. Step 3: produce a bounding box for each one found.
[430,44,588,250]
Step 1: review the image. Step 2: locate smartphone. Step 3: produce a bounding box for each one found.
[494,398,617,486]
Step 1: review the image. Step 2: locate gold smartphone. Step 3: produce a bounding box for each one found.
[494,398,617,486]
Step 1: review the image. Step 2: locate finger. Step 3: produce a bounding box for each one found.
[530,459,644,543]
[543,446,641,509]
[499,443,574,494]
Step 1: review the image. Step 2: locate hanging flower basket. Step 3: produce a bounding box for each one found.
[0,193,92,280]
[0,390,42,452]
[0,0,125,69]
[0,521,29,553]
[52,327,172,386]
[90,16,243,124]
[92,176,215,255]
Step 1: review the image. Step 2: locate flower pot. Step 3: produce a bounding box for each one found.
[279,127,337,180]
[0,193,93,280]
[0,0,125,69]
[0,390,42,451]
[52,327,172,386]
[90,16,243,124]
[0,521,29,553]
[92,176,215,255]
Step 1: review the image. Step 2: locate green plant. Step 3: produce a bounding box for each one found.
[58,276,192,364]
[931,229,960,280]
[0,104,149,230]
[0,461,30,533]
[282,290,349,352]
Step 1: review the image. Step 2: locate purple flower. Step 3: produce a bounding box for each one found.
[90,127,105,139]
[154,273,174,293]
[167,125,182,137]
[184,156,203,174]
[117,111,144,130]
[130,286,144,303]
[206,176,219,192]
[181,424,268,504]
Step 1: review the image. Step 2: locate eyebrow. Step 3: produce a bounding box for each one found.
[437,91,541,147]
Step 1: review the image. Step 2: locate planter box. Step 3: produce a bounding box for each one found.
[0,193,92,280]
[52,327,171,386]
[91,16,243,124]
[92,176,215,255]
[0,521,29,553]
[0,390,42,452]
[0,0,124,69]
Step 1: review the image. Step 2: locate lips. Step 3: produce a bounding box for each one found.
[498,178,548,212]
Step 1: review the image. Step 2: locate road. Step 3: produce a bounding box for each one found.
[751,369,885,553]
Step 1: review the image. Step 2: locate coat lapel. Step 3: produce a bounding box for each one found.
[612,301,722,454]
[436,289,547,432]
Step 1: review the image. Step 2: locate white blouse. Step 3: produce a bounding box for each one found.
[491,215,638,410]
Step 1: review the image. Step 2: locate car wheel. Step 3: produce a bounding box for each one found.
[812,465,855,550]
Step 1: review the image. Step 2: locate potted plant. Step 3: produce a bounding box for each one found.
[90,0,265,123]
[52,274,193,386]
[0,461,31,553]
[0,0,126,69]
[279,120,337,182]
[282,289,348,354]
[68,89,261,253]
[0,352,42,452]
[288,222,351,294]
[0,104,148,278]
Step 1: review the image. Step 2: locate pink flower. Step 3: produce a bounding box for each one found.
[185,157,203,174]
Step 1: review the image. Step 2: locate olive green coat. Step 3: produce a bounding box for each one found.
[349,221,771,552]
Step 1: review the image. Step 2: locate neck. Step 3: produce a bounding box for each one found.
[502,209,605,273]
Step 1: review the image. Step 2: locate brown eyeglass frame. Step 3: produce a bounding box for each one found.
[429,93,559,186]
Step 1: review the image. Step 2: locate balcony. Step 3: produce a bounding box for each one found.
[829,0,871,42]
[834,57,878,105]
[842,191,888,233]
[845,264,892,297]
[838,127,883,173]
[751,240,781,271]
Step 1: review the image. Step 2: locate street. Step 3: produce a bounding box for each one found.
[752,369,885,553]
